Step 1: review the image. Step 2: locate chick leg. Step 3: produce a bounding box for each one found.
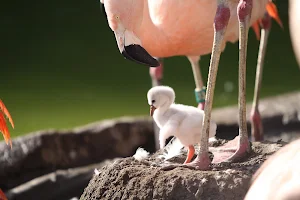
[183,145,195,164]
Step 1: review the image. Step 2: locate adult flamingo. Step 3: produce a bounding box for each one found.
[244,138,300,200]
[244,4,300,199]
[289,0,300,67]
[245,2,300,198]
[100,0,281,169]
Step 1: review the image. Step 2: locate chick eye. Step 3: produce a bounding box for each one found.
[152,100,156,103]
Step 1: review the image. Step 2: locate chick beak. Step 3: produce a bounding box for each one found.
[150,105,156,117]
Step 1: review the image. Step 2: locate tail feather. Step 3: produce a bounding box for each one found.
[251,1,283,41]
[0,100,14,148]
[252,20,261,40]
[0,100,14,128]
[266,1,283,29]
[0,188,7,200]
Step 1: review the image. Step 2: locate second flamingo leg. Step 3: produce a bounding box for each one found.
[149,58,164,150]
[188,56,206,110]
[225,0,253,162]
[250,13,271,142]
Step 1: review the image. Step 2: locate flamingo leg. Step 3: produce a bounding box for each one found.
[185,0,254,169]
[149,58,164,150]
[183,145,195,164]
[183,0,231,170]
[250,13,271,141]
[224,0,253,162]
[188,56,206,110]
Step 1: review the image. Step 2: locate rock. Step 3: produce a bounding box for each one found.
[0,117,155,190]
[5,159,117,200]
[80,140,285,200]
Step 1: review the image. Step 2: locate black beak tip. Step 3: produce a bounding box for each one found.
[122,45,160,67]
[150,59,160,68]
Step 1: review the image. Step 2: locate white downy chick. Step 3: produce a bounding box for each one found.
[147,86,217,164]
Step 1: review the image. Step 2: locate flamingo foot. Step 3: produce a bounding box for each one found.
[184,152,212,170]
[251,109,263,141]
[224,138,250,163]
[161,151,212,171]
[210,136,251,163]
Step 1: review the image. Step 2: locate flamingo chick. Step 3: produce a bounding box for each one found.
[147,86,217,164]
[0,99,14,148]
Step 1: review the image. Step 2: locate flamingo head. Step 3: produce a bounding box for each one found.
[101,0,159,67]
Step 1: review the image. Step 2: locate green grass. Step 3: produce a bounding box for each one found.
[1,0,299,139]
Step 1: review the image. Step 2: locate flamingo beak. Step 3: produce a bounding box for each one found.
[114,30,160,67]
[122,45,160,67]
[150,105,156,117]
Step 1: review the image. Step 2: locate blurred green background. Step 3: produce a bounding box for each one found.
[1,0,299,138]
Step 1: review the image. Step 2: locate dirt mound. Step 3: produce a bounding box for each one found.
[80,140,284,200]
